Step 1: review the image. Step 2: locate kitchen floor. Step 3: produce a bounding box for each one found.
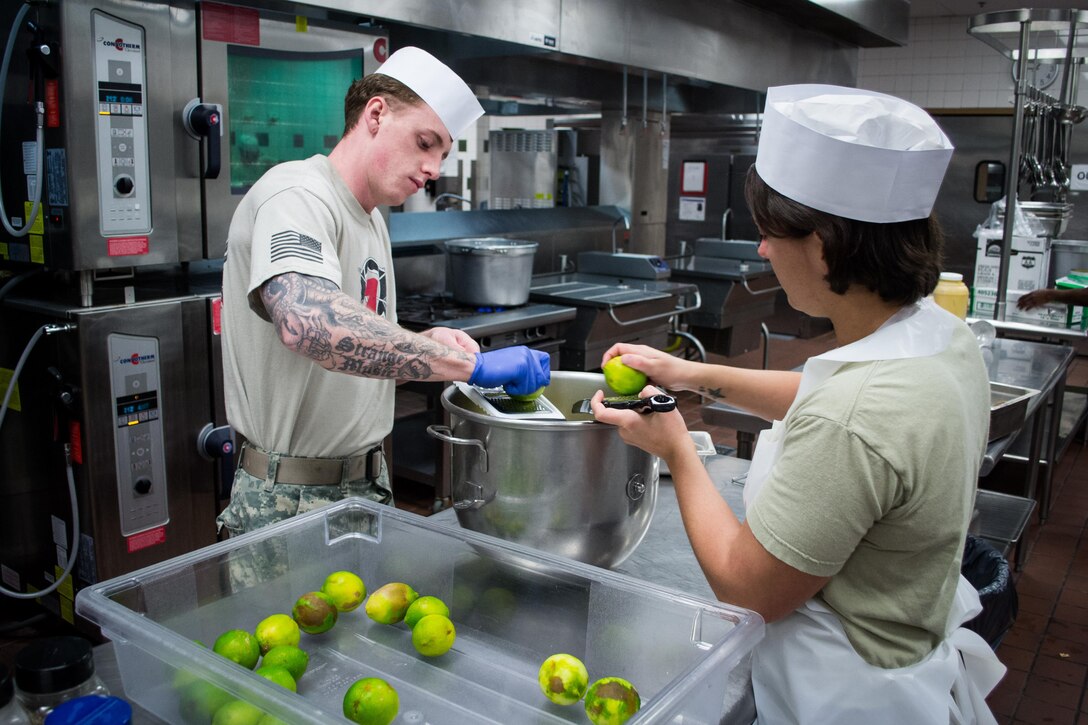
[0,329,1083,724]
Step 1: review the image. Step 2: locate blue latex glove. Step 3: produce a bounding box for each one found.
[469,347,551,396]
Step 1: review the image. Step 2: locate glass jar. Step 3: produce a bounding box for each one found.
[13,637,109,725]
[0,665,30,725]
[933,272,970,320]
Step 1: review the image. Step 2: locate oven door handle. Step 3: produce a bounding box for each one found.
[606,289,701,327]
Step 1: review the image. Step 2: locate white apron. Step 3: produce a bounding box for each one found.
[745,299,1006,724]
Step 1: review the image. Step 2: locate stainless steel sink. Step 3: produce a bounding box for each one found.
[989,382,1039,441]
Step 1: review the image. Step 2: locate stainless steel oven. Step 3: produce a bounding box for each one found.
[0,0,384,624]
[0,0,385,276]
[0,294,225,630]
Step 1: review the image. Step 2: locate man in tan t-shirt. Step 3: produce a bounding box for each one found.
[217,47,549,537]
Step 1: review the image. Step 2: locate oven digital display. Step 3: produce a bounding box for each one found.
[115,392,159,427]
[98,82,143,105]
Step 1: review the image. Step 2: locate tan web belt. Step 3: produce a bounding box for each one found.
[239,444,383,485]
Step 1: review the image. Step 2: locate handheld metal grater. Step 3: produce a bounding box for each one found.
[454,382,566,420]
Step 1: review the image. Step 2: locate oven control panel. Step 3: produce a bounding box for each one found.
[93,11,151,236]
[108,333,168,536]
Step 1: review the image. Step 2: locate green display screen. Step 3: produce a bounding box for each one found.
[227,47,364,194]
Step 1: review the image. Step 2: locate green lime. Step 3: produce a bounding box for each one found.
[212,629,261,670]
[256,716,291,725]
[292,591,338,635]
[404,595,450,629]
[584,677,641,725]
[179,680,233,722]
[538,653,589,706]
[507,386,544,402]
[212,700,264,725]
[255,664,297,692]
[364,582,419,625]
[255,614,301,655]
[411,613,456,657]
[261,644,309,681]
[602,357,647,395]
[322,571,367,612]
[343,677,399,725]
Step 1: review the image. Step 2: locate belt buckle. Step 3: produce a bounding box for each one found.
[365,447,382,481]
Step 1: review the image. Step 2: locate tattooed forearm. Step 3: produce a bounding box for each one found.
[260,272,475,380]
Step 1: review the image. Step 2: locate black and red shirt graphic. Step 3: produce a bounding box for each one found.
[361,258,387,317]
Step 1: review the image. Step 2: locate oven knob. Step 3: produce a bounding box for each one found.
[115,175,135,196]
[133,477,152,495]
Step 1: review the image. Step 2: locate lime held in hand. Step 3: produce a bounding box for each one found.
[603,357,647,395]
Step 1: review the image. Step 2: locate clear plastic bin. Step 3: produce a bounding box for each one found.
[76,498,763,724]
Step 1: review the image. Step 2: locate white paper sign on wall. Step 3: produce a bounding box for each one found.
[1070,164,1088,191]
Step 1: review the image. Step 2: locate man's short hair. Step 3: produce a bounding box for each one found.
[744,165,944,306]
[343,74,423,137]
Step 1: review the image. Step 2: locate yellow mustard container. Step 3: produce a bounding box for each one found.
[933,272,969,319]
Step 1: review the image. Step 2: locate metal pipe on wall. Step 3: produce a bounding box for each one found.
[996,18,1033,322]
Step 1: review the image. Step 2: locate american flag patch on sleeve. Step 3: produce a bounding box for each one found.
[270,230,323,263]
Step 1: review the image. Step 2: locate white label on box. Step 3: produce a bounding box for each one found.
[1072,164,1088,191]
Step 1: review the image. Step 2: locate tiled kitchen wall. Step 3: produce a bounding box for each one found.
[858,16,1087,110]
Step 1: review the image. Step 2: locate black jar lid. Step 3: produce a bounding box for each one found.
[14,636,95,695]
[0,664,13,707]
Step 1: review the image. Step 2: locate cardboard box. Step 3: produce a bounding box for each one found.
[973,231,1050,296]
[1004,290,1085,329]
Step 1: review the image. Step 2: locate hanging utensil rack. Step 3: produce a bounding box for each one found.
[968,8,1088,321]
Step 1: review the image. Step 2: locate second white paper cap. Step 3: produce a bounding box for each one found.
[755,84,954,223]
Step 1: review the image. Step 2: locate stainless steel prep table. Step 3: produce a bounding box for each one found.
[431,454,757,722]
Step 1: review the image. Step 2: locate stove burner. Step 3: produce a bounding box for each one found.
[398,294,520,326]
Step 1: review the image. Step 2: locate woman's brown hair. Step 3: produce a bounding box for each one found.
[744,166,944,305]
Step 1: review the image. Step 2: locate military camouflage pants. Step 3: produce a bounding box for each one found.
[216,451,393,591]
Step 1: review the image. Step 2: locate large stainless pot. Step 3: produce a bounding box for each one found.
[445,237,538,307]
[428,371,658,568]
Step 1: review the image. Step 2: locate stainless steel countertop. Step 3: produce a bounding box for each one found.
[431,455,757,723]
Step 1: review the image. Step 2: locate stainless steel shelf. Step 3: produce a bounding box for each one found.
[969,8,1088,61]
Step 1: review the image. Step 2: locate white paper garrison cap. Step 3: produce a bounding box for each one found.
[755,84,954,223]
[373,46,485,141]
